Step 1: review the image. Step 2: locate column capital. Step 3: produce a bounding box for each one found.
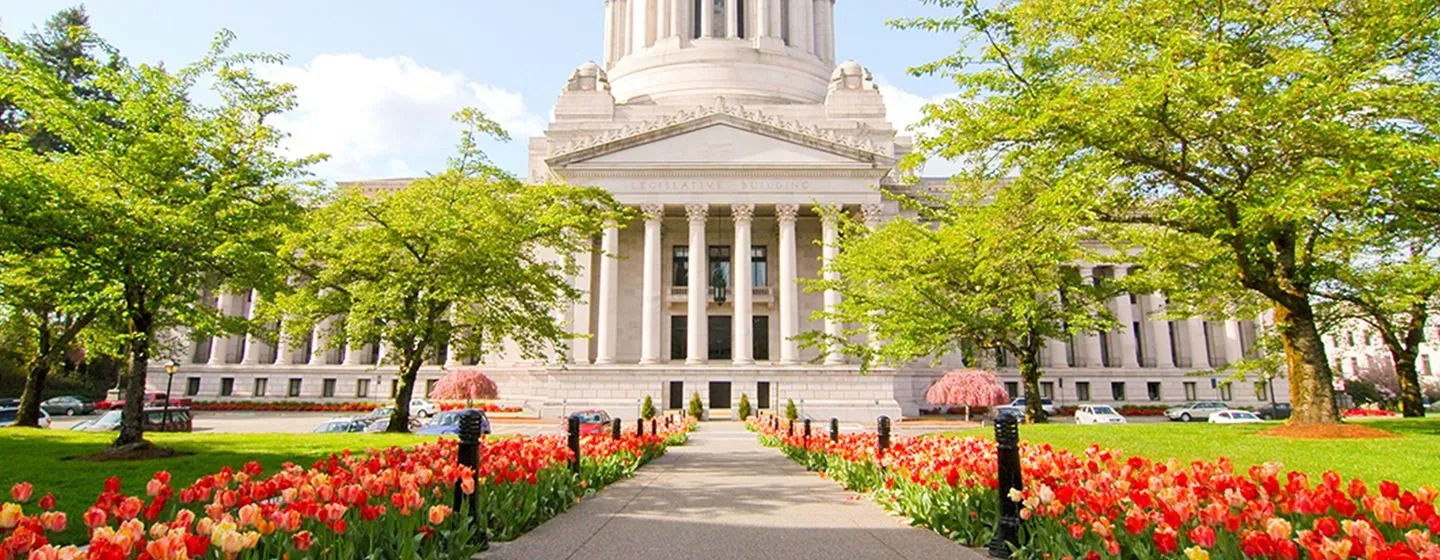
[685,203,709,223]
[641,203,665,222]
[731,203,755,223]
[814,204,842,222]
[861,203,884,226]
[776,203,799,223]
[1113,265,1131,278]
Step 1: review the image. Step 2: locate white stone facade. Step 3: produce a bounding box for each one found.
[155,2,1303,421]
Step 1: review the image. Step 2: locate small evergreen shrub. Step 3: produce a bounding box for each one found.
[689,391,704,420]
[738,393,752,420]
[641,395,656,419]
[785,398,798,420]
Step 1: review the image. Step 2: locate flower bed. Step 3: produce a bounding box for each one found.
[1343,408,1399,418]
[748,416,1439,559]
[188,401,523,414]
[1,418,694,559]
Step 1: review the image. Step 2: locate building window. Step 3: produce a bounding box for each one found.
[322,378,336,398]
[1346,331,1355,347]
[425,379,438,397]
[1004,382,1019,400]
[1098,332,1112,367]
[356,379,371,399]
[389,379,399,398]
[1133,321,1144,366]
[751,246,768,287]
[185,377,201,397]
[1349,357,1359,374]
[287,378,302,397]
[1219,383,1233,401]
[220,378,234,397]
[708,245,731,294]
[672,246,688,286]
[671,316,687,361]
[1255,381,1269,401]
[1040,382,1054,400]
[1075,381,1091,402]
[753,316,770,361]
[1183,381,1197,401]
[1110,382,1126,401]
[996,349,1009,368]
[253,378,268,397]
[1146,381,1162,401]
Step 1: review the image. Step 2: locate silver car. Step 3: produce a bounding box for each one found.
[1165,401,1228,422]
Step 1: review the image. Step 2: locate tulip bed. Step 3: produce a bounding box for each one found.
[749,417,1439,559]
[0,419,694,559]
[187,401,523,413]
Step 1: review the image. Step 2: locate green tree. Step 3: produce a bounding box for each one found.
[0,30,314,448]
[784,398,798,421]
[640,395,656,420]
[737,393,752,420]
[276,109,623,433]
[689,392,704,420]
[803,187,1113,423]
[894,0,1440,424]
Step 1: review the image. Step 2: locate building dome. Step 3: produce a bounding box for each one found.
[599,0,838,105]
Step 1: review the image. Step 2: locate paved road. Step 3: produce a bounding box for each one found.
[48,411,560,436]
[483,422,982,560]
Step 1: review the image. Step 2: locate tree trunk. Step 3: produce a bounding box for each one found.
[115,310,154,447]
[1017,345,1046,424]
[388,357,422,433]
[14,357,53,428]
[1273,301,1341,425]
[1392,351,1425,418]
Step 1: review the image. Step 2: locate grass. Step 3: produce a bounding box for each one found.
[941,417,1440,490]
[0,430,435,545]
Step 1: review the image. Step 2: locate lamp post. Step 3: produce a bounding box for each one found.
[163,360,178,429]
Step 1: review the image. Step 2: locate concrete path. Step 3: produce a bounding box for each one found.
[483,422,984,560]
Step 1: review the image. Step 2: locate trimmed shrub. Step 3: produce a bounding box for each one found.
[785,398,798,420]
[738,393,752,420]
[641,395,657,419]
[689,391,704,420]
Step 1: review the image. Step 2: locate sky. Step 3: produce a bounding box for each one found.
[3,1,970,182]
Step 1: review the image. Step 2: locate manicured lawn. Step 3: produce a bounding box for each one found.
[0,429,433,545]
[942,417,1440,490]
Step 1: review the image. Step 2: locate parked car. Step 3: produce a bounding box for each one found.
[1256,402,1292,420]
[1008,398,1058,416]
[1075,405,1127,425]
[362,409,422,432]
[41,396,94,416]
[1165,401,1228,422]
[565,409,613,435]
[313,418,370,433]
[1209,410,1264,424]
[0,407,52,428]
[74,408,192,432]
[410,399,439,418]
[415,410,492,436]
[985,405,1045,423]
[95,392,192,411]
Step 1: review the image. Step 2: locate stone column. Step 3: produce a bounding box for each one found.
[595,222,621,365]
[1048,338,1072,369]
[1222,319,1244,365]
[788,0,809,52]
[273,318,294,366]
[376,341,391,366]
[685,204,708,364]
[1146,294,1176,368]
[861,204,884,351]
[1187,317,1212,369]
[1079,267,1104,367]
[342,319,365,366]
[308,317,330,366]
[604,0,616,64]
[812,0,828,60]
[673,0,690,42]
[570,243,594,365]
[207,292,231,366]
[725,0,739,37]
[732,204,755,365]
[699,0,715,38]
[1111,268,1140,368]
[756,0,771,36]
[640,205,664,365]
[631,0,651,51]
[241,290,264,365]
[820,206,843,365]
[656,0,670,40]
[800,0,814,54]
[777,203,800,365]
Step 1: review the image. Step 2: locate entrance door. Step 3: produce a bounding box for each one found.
[668,381,684,410]
[709,381,732,410]
[708,316,731,360]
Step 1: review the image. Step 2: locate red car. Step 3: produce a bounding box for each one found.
[96,392,192,410]
[564,410,612,435]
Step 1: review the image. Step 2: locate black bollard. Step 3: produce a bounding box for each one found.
[988,414,1023,558]
[612,417,622,439]
[567,415,581,474]
[830,417,839,443]
[787,418,794,436]
[803,418,811,448]
[454,410,488,550]
[650,418,657,435]
[665,415,671,427]
[637,417,645,437]
[877,415,891,458]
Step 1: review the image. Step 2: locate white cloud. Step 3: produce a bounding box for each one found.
[875,76,966,178]
[259,54,546,181]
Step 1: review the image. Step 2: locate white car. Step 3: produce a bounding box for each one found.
[1075,405,1127,425]
[1208,410,1264,424]
[409,399,439,418]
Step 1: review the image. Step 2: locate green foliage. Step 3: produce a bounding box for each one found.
[688,391,703,420]
[640,395,656,420]
[737,393,752,420]
[892,0,1440,424]
[784,398,798,420]
[274,110,625,432]
[1,27,316,444]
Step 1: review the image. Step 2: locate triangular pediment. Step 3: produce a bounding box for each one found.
[545,106,895,169]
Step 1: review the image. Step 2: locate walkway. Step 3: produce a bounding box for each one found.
[484,422,984,560]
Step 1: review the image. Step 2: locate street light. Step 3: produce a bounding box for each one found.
[162,360,178,430]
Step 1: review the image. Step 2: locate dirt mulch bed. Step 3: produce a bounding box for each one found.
[70,440,194,462]
[1258,423,1400,440]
